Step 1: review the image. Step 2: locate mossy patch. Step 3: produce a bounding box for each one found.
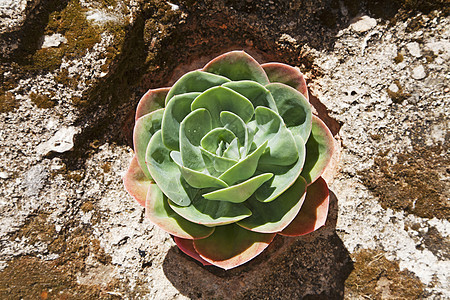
[0,92,18,113]
[21,0,128,72]
[29,92,57,108]
[21,0,100,71]
[1,212,117,299]
[394,52,404,63]
[81,201,94,212]
[359,144,450,220]
[345,249,425,298]
[387,80,410,103]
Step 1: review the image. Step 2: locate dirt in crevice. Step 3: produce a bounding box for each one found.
[345,249,425,299]
[359,143,450,220]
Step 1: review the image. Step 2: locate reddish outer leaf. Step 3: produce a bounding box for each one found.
[280,177,329,236]
[123,155,151,207]
[135,87,170,120]
[261,63,308,100]
[193,224,276,270]
[301,115,335,185]
[203,51,270,85]
[173,237,212,266]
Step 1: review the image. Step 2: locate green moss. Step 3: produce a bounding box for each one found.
[1,223,116,299]
[29,92,57,108]
[101,162,112,173]
[99,0,118,8]
[394,52,404,63]
[345,249,425,298]
[81,201,94,212]
[370,133,382,141]
[20,0,100,71]
[54,68,78,87]
[11,213,56,245]
[406,15,425,32]
[423,49,437,63]
[387,80,410,103]
[23,0,128,72]
[359,144,450,220]
[0,92,18,113]
[66,170,85,182]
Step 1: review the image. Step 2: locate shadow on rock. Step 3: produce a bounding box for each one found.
[162,191,353,299]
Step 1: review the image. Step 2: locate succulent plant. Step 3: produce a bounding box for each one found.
[124,51,335,269]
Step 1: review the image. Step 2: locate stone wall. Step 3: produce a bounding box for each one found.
[0,0,448,298]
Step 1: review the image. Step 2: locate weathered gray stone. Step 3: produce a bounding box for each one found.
[0,0,448,299]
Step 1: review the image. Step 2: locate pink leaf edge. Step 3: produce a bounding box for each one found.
[123,155,151,207]
[135,87,170,120]
[173,237,213,266]
[280,177,329,236]
[261,62,309,100]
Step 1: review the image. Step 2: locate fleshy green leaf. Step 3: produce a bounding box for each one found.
[191,86,255,127]
[222,138,241,160]
[162,92,200,151]
[200,148,237,177]
[165,70,230,105]
[170,151,228,189]
[203,173,273,203]
[173,237,212,266]
[266,83,312,142]
[123,156,151,207]
[146,130,194,206]
[193,224,276,270]
[219,141,268,186]
[255,134,306,202]
[220,111,251,156]
[280,177,329,236]
[262,63,308,99]
[253,106,298,166]
[223,80,278,112]
[237,176,307,233]
[146,183,214,239]
[169,194,252,226]
[300,116,335,184]
[200,128,236,154]
[133,109,164,180]
[136,87,170,120]
[179,109,212,171]
[203,51,270,85]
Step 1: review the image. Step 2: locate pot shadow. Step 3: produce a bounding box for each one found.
[162,190,353,299]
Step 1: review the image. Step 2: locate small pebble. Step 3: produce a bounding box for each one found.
[411,65,426,80]
[406,42,421,58]
[350,16,377,33]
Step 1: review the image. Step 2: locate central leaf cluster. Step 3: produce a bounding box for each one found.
[142,70,312,227]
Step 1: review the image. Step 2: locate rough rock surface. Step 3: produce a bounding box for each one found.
[0,0,449,299]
